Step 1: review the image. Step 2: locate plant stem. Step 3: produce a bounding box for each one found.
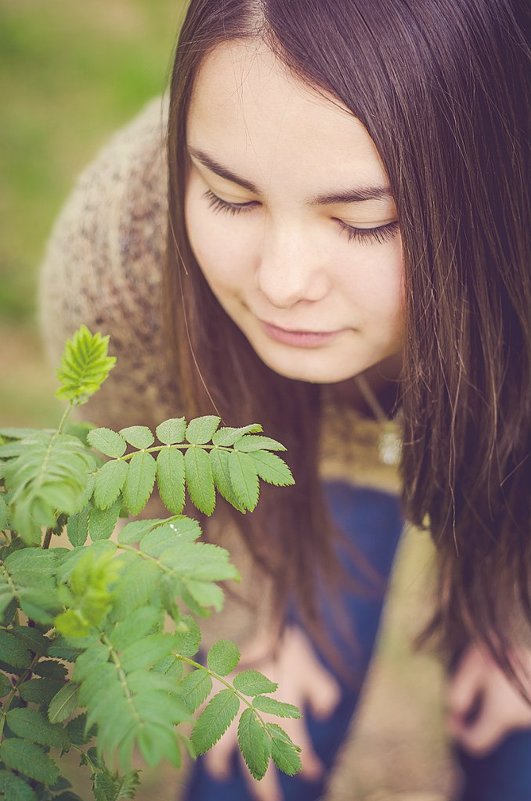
[43,528,54,549]
[57,403,74,436]
[117,443,235,462]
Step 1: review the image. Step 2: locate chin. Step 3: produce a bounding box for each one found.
[257,348,371,384]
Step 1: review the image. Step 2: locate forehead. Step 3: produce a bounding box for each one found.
[187,40,389,192]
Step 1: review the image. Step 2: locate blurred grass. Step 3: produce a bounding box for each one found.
[0,0,184,427]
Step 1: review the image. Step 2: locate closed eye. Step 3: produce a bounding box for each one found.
[335,218,400,245]
[202,189,399,245]
[203,189,257,215]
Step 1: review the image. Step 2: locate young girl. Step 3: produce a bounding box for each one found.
[39,1,530,799]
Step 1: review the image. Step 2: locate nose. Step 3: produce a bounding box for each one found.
[255,219,330,309]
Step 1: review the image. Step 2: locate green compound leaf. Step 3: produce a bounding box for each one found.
[191,689,240,755]
[228,452,259,511]
[118,426,154,450]
[185,579,224,613]
[4,431,95,544]
[89,496,122,541]
[109,607,161,652]
[48,682,81,723]
[0,673,11,697]
[11,625,50,657]
[1,549,60,623]
[143,517,202,550]
[93,459,128,510]
[185,416,221,445]
[55,325,116,405]
[156,447,185,515]
[233,670,278,697]
[207,640,240,676]
[67,505,90,546]
[173,616,201,658]
[123,452,157,516]
[267,723,302,776]
[87,428,127,459]
[155,417,186,445]
[0,737,60,785]
[180,669,213,713]
[138,722,182,769]
[6,707,69,749]
[237,707,271,781]
[0,494,8,529]
[209,449,245,511]
[66,713,91,746]
[18,677,65,706]
[184,447,216,516]
[234,435,287,452]
[92,768,141,801]
[117,518,165,545]
[0,770,38,801]
[252,696,301,718]
[248,450,295,487]
[212,424,262,447]
[33,660,68,681]
[0,629,32,668]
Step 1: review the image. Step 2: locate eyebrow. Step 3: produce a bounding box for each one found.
[188,147,393,205]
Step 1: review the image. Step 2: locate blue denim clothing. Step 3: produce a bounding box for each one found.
[183,481,531,801]
[454,732,531,801]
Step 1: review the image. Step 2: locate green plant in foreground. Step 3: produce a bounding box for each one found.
[0,325,302,800]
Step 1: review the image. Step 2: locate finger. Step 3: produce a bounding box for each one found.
[447,646,487,716]
[289,628,341,719]
[305,663,342,719]
[449,713,505,757]
[241,760,283,801]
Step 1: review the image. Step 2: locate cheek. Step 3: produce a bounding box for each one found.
[372,237,403,313]
[347,235,404,332]
[184,181,255,289]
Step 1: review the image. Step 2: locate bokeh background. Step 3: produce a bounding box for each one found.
[1,2,456,798]
[1,0,183,429]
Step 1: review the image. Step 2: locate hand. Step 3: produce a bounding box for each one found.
[446,643,531,756]
[204,625,342,801]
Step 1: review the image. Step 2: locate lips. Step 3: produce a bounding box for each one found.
[260,320,343,348]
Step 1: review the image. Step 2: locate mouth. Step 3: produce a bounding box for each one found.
[259,319,344,348]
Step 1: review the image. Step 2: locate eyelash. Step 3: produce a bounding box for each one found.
[202,189,399,246]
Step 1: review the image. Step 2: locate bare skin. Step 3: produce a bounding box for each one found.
[447,644,531,755]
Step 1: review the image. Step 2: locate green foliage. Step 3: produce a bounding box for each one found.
[191,689,240,754]
[55,325,116,405]
[267,723,302,775]
[0,326,301,799]
[233,669,278,697]
[252,696,301,718]
[207,640,240,676]
[237,707,271,780]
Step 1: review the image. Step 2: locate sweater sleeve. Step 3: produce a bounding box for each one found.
[38,95,180,432]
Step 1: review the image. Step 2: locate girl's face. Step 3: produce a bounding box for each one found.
[185,41,404,383]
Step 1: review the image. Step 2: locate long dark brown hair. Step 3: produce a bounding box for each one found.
[164,0,530,681]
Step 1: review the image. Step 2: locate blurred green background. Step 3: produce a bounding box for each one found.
[0,0,184,429]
